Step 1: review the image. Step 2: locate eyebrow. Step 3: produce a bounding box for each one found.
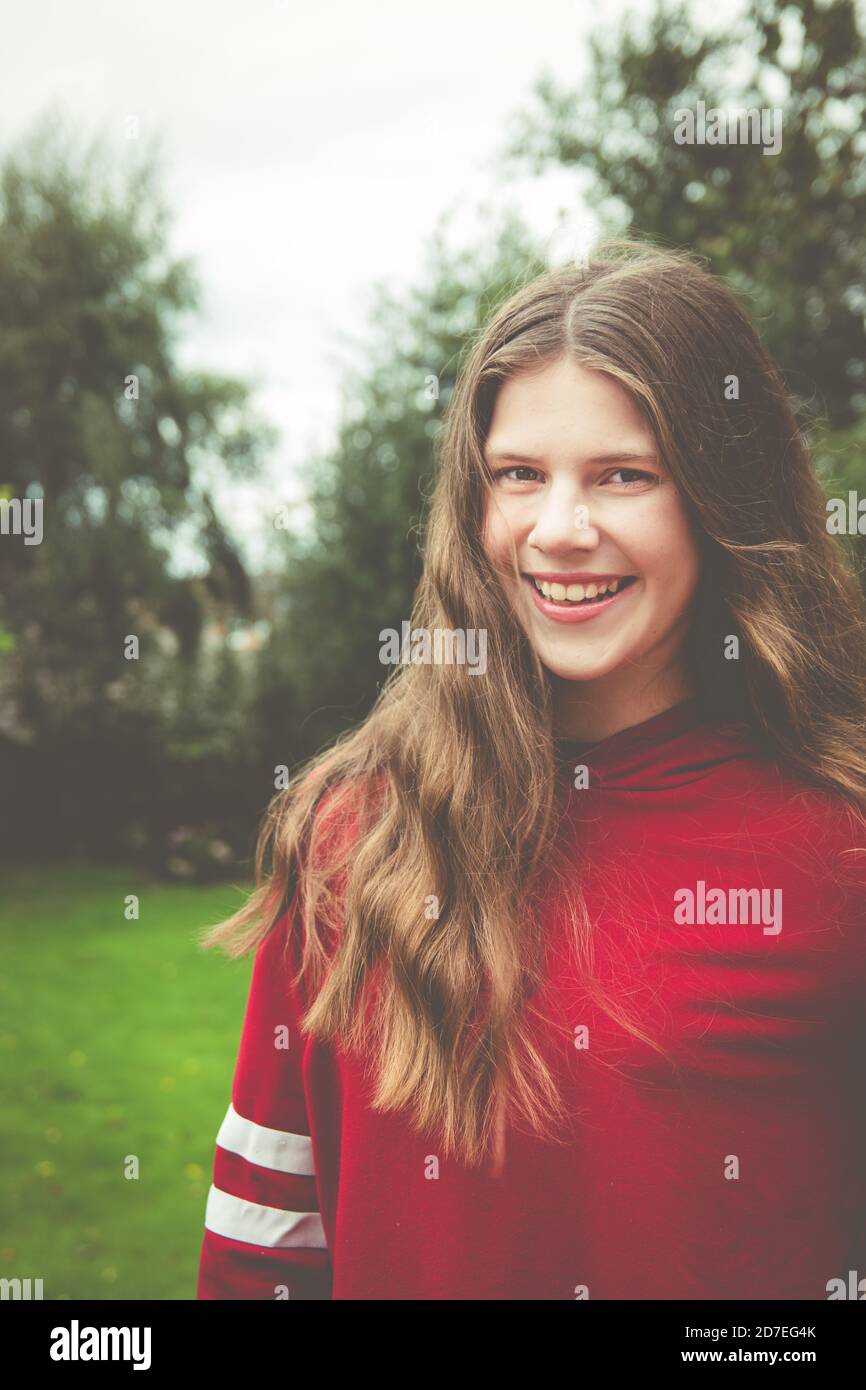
[483,448,659,465]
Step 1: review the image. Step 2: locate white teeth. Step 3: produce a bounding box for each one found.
[534,577,622,602]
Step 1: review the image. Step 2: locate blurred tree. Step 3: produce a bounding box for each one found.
[0,117,272,730]
[0,115,274,854]
[500,0,866,433]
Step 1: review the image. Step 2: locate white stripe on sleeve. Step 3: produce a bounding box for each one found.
[204,1184,328,1249]
[216,1101,316,1176]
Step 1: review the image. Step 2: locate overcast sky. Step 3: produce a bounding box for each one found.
[3,0,728,569]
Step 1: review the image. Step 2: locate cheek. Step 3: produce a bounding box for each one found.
[638,503,701,589]
[482,499,518,570]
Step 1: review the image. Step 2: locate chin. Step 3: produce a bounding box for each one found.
[537,653,627,682]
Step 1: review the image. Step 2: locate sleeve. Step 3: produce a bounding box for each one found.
[196,902,333,1300]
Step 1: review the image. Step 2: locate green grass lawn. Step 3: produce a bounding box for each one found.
[0,862,255,1299]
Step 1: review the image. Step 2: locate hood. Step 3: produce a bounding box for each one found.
[554,696,771,792]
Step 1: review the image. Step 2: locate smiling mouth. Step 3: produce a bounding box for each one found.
[523,574,638,607]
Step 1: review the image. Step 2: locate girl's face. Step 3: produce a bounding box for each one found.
[481,356,703,717]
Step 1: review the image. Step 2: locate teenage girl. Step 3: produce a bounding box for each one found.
[197,240,866,1300]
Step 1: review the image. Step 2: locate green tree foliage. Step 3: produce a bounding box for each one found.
[0,117,272,737]
[501,0,866,434]
[0,117,273,855]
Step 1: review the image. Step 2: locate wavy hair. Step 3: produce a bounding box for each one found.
[200,239,866,1170]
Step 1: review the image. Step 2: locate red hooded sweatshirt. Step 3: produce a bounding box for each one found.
[196,698,866,1300]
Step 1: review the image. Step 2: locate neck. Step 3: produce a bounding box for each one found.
[550,667,697,743]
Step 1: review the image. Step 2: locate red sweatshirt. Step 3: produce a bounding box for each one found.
[196,698,866,1300]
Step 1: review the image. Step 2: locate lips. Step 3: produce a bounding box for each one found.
[521,572,640,624]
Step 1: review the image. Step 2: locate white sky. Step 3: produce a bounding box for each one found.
[2,0,729,571]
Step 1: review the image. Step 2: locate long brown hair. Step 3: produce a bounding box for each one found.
[200,238,866,1170]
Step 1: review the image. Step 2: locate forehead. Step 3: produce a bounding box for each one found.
[485,359,654,458]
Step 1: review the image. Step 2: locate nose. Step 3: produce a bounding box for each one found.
[527,482,601,554]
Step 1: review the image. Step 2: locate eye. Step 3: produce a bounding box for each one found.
[490,465,543,483]
[604,467,659,488]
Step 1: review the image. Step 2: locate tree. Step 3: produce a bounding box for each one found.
[500,0,866,431]
[0,115,274,854]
